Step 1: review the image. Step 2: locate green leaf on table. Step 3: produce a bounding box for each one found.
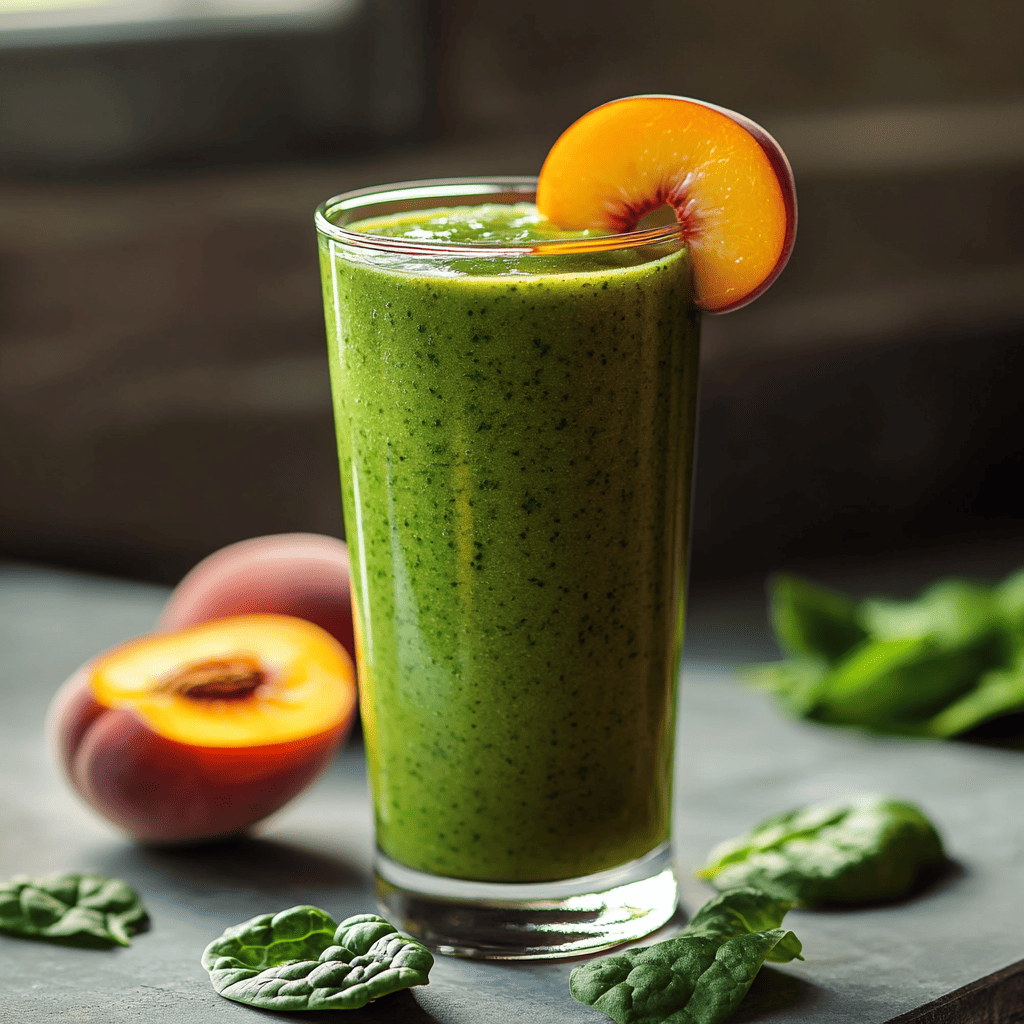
[0,872,149,948]
[753,572,1023,738]
[769,575,867,663]
[682,888,804,964]
[202,907,433,1011]
[994,568,1024,631]
[816,580,1009,729]
[747,658,829,718]
[858,580,1000,650]
[811,634,1005,731]
[698,794,946,906]
[569,887,802,1024]
[925,658,1024,738]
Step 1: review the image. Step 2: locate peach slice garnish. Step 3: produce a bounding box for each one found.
[536,95,797,313]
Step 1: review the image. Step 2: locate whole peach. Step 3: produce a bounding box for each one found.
[47,615,357,845]
[159,534,355,669]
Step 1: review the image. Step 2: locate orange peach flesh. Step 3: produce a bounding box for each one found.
[536,95,796,313]
[90,614,355,747]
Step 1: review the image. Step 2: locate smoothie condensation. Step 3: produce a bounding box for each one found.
[319,195,699,884]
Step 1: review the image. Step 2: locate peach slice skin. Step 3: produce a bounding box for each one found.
[536,95,797,313]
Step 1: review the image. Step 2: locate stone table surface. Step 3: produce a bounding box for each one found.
[1,559,1022,1024]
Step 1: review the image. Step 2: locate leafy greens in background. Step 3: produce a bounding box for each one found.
[202,907,433,1011]
[751,570,1024,737]
[698,794,946,906]
[0,872,148,948]
[569,888,802,1024]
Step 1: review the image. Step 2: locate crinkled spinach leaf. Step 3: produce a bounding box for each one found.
[0,872,148,948]
[698,794,946,906]
[202,907,433,1011]
[569,888,802,1024]
[681,889,803,963]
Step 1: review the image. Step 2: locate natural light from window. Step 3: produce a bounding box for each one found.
[0,0,360,39]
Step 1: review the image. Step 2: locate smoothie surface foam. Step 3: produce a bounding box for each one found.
[346,202,678,278]
[351,202,592,245]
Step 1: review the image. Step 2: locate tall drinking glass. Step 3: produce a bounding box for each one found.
[315,178,700,958]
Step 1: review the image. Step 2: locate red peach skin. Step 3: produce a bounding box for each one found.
[158,534,355,665]
[70,708,344,844]
[48,664,105,778]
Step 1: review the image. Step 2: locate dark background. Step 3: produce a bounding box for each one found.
[2,0,1023,588]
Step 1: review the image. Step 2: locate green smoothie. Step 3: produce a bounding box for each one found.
[319,200,699,883]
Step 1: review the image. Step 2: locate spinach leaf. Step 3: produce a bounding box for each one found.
[769,575,867,663]
[753,572,1022,737]
[858,580,998,649]
[0,872,148,948]
[698,794,945,906]
[569,888,802,1024]
[995,568,1024,631]
[812,634,1005,731]
[202,907,433,1011]
[747,658,828,718]
[681,889,803,963]
[926,658,1024,738]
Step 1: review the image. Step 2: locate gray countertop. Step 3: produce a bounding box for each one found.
[1,560,1022,1023]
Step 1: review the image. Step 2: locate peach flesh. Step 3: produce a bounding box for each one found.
[159,533,355,668]
[536,94,797,313]
[48,617,356,844]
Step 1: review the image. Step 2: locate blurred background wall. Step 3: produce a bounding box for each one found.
[2,0,1023,585]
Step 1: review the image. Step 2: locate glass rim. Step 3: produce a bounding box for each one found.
[314,176,683,258]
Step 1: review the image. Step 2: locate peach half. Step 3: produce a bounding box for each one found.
[536,94,797,313]
[159,533,355,670]
[48,614,357,844]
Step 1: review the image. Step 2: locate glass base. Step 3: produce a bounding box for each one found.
[375,841,677,960]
